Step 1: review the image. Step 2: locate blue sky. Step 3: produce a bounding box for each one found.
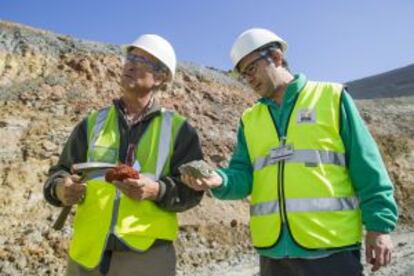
[1,0,413,82]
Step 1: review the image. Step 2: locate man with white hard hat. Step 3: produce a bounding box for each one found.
[181,28,398,275]
[44,34,204,275]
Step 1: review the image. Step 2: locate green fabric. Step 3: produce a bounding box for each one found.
[212,74,398,259]
[242,81,362,249]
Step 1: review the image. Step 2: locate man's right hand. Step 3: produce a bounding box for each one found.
[55,175,86,206]
[181,171,223,191]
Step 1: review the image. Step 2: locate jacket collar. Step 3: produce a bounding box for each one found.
[113,97,163,126]
[259,73,307,107]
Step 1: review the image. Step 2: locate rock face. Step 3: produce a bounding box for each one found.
[0,20,413,275]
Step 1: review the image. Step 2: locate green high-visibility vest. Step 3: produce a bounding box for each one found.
[242,81,362,249]
[69,106,185,269]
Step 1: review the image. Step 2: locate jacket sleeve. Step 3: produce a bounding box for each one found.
[155,120,204,212]
[43,118,88,206]
[340,90,398,233]
[211,121,253,199]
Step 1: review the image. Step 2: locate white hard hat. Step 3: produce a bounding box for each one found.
[125,34,176,80]
[230,28,288,69]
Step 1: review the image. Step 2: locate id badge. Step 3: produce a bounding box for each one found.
[269,144,294,162]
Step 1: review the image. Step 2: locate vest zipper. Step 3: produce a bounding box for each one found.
[109,124,132,235]
[277,136,288,224]
[277,137,289,257]
[277,92,301,227]
[109,189,121,234]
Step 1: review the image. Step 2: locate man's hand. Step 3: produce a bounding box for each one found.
[365,231,393,272]
[55,175,86,206]
[181,171,223,191]
[113,174,160,201]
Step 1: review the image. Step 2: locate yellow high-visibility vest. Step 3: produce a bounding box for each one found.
[69,106,185,269]
[242,81,362,249]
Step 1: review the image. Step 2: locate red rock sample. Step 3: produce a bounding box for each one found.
[105,164,139,182]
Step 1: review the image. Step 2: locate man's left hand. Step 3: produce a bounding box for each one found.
[113,175,160,201]
[181,171,223,191]
[365,231,393,272]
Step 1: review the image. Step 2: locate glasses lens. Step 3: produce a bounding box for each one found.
[126,54,161,72]
[240,51,271,80]
[240,57,260,78]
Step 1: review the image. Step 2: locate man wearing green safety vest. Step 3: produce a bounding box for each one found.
[181,28,398,275]
[44,34,204,275]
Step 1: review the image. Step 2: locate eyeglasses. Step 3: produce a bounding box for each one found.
[239,51,269,79]
[125,53,166,73]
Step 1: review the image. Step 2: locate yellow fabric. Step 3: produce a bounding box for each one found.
[242,81,362,249]
[69,180,116,269]
[242,103,282,247]
[69,106,180,269]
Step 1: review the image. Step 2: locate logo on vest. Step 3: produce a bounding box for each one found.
[297,109,316,124]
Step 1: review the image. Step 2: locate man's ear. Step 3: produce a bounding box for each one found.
[153,72,169,90]
[153,72,166,86]
[269,48,284,67]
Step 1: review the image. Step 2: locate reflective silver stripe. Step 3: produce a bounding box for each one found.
[155,110,173,180]
[253,157,268,171]
[251,197,358,216]
[250,200,279,216]
[286,150,346,166]
[285,196,359,212]
[88,107,111,162]
[254,149,346,170]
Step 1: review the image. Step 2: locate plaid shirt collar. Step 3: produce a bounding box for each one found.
[114,97,162,126]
